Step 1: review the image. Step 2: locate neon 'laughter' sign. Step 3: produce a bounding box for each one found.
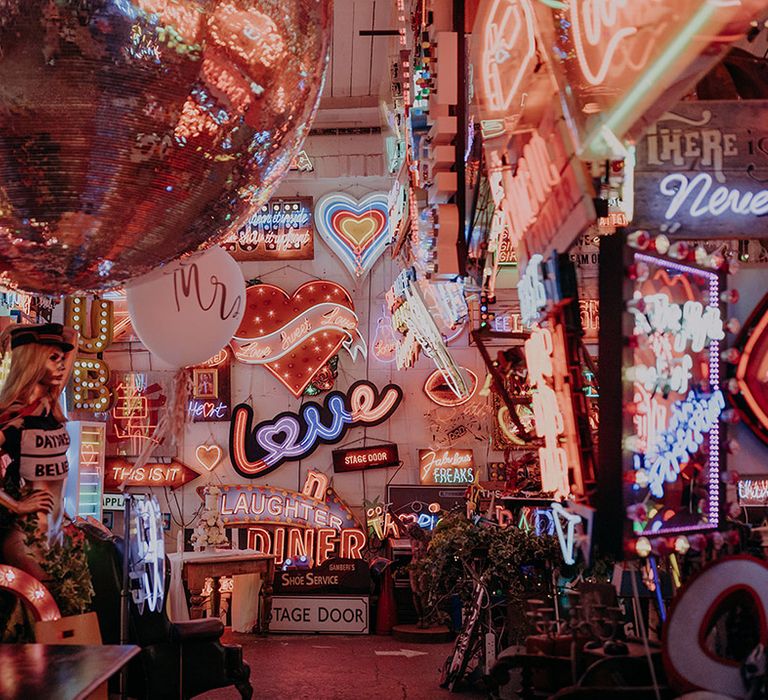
[230,381,403,478]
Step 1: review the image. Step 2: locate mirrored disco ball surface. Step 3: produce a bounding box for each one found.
[0,1,331,294]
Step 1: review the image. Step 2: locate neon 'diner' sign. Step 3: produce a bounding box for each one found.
[230,380,403,478]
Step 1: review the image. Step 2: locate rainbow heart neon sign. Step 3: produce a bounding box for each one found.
[315,192,390,278]
[230,380,403,478]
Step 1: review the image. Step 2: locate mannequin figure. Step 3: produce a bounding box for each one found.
[0,323,77,581]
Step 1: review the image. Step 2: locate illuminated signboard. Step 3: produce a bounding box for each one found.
[188,347,232,422]
[419,449,476,486]
[65,296,113,412]
[221,197,314,261]
[387,485,465,533]
[386,268,469,400]
[230,380,404,478]
[485,119,596,267]
[220,472,366,567]
[332,444,400,473]
[730,291,768,446]
[107,371,176,457]
[634,102,768,238]
[231,281,366,398]
[598,236,725,556]
[104,457,202,490]
[534,1,765,155]
[737,477,768,507]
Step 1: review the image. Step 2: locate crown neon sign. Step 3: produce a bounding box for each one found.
[230,380,404,478]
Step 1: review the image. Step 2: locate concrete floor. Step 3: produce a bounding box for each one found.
[198,632,489,700]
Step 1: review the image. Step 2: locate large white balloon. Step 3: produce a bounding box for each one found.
[126,246,245,368]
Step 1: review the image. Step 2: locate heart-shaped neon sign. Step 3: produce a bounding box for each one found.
[231,281,367,397]
[195,444,223,472]
[315,192,390,278]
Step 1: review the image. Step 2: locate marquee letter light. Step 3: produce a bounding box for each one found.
[664,556,768,697]
[314,192,391,279]
[231,280,367,397]
[65,296,113,411]
[0,565,60,622]
[230,380,404,478]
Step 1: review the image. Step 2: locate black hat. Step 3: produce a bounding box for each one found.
[9,323,74,352]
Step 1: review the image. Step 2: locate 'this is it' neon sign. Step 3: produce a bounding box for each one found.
[230,380,404,478]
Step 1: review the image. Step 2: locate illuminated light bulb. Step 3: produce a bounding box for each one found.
[695,247,709,266]
[724,378,740,394]
[651,235,670,255]
[721,289,739,304]
[627,230,651,250]
[635,537,652,558]
[668,241,689,260]
[674,536,690,555]
[725,318,741,334]
[720,347,741,364]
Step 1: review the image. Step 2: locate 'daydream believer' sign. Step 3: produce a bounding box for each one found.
[633,100,768,238]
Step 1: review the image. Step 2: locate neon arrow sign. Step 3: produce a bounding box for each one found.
[230,380,404,478]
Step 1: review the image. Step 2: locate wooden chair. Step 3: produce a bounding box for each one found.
[34,612,107,700]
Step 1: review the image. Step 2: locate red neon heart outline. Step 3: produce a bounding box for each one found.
[234,280,356,397]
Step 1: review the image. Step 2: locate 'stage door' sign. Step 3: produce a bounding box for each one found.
[230,380,404,478]
[231,281,366,397]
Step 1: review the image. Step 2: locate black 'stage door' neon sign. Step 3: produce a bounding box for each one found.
[229,380,404,478]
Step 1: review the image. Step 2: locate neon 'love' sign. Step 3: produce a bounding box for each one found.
[230,380,404,478]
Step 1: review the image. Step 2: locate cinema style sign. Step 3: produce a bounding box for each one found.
[219,471,366,567]
[221,197,314,261]
[419,448,476,486]
[599,237,726,555]
[332,444,400,473]
[634,102,768,238]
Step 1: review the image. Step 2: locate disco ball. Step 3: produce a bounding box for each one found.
[0,1,331,294]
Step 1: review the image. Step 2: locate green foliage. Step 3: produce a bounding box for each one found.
[412,512,560,608]
[20,515,94,617]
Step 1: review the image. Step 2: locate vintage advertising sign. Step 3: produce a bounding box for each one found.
[269,596,369,634]
[230,381,403,478]
[534,2,765,155]
[221,197,314,261]
[104,457,202,490]
[737,476,768,507]
[103,493,125,511]
[599,236,725,555]
[730,292,768,445]
[332,444,400,473]
[231,281,366,397]
[106,371,176,457]
[484,115,596,267]
[419,448,476,486]
[273,559,371,595]
[222,472,367,567]
[634,102,768,238]
[187,347,232,422]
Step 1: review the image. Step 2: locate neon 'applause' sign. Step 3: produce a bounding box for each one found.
[230,380,404,478]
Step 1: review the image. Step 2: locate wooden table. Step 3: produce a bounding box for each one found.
[170,550,276,633]
[0,644,139,700]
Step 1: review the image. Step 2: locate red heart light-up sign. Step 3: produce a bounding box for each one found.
[231,281,367,397]
[731,292,768,445]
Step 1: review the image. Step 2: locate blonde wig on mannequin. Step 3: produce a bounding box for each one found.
[0,343,66,423]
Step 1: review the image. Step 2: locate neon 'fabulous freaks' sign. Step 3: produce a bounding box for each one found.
[230,380,404,478]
